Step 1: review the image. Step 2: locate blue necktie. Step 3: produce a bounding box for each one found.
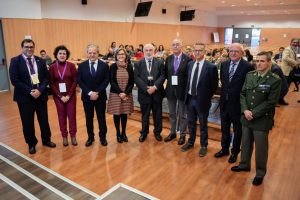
[91,62,96,78]
[148,60,151,75]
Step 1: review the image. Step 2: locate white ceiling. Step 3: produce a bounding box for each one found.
[154,0,300,15]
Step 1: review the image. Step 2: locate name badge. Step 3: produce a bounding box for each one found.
[172,75,178,85]
[31,74,40,84]
[59,83,67,93]
[297,54,300,58]
[148,76,153,81]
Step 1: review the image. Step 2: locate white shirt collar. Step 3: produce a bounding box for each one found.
[195,57,205,65]
[145,56,153,63]
[23,54,34,59]
[89,59,98,65]
[230,58,241,66]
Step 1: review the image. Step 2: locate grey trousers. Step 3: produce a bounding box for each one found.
[167,89,187,136]
[238,125,269,178]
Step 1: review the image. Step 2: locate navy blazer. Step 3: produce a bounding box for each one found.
[134,57,165,104]
[184,60,218,112]
[220,59,255,114]
[77,59,109,103]
[273,53,282,62]
[9,54,49,103]
[271,64,288,99]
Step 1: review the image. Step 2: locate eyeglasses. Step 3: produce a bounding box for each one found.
[229,50,241,54]
[193,50,203,53]
[172,43,180,47]
[23,46,35,49]
[117,53,125,56]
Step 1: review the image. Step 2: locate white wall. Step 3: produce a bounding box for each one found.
[218,14,300,28]
[0,0,42,19]
[41,0,135,22]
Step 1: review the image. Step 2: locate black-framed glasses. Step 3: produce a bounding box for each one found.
[193,50,203,53]
[23,46,35,49]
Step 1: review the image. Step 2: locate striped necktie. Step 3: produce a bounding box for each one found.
[229,63,236,83]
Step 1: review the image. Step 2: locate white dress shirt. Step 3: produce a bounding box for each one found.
[24,55,38,78]
[229,58,241,74]
[188,57,205,95]
[88,59,98,96]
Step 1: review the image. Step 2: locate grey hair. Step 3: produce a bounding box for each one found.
[230,43,244,51]
[173,38,183,46]
[144,43,155,51]
[86,44,100,53]
[291,38,299,43]
[194,42,206,50]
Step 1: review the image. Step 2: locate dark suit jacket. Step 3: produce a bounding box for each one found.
[109,63,134,95]
[9,54,49,103]
[274,53,282,62]
[165,53,193,101]
[134,57,165,104]
[184,60,218,112]
[271,64,289,99]
[77,59,109,103]
[220,59,255,114]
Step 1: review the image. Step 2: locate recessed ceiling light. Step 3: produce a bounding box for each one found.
[255,4,258,5]
[262,11,265,12]
[248,14,250,15]
[285,11,287,12]
[241,12,244,13]
[232,4,235,6]
[247,0,250,1]
[222,1,225,3]
[279,2,283,4]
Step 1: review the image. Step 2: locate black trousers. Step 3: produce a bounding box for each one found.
[285,76,291,86]
[83,101,107,140]
[17,97,51,147]
[140,99,162,136]
[220,101,242,155]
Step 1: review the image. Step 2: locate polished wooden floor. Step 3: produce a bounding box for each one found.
[0,85,300,200]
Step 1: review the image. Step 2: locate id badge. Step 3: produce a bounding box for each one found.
[148,76,153,81]
[31,74,40,84]
[59,83,67,93]
[297,54,300,58]
[172,75,178,85]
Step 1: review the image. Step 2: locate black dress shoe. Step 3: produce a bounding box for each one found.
[42,141,56,147]
[29,146,36,154]
[85,138,95,147]
[279,99,289,105]
[100,139,108,146]
[122,134,128,142]
[228,154,237,163]
[253,177,264,186]
[178,136,185,145]
[117,136,123,143]
[155,135,162,141]
[164,134,176,142]
[214,150,229,158]
[139,135,147,142]
[231,166,250,172]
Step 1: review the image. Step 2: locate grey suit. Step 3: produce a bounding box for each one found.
[44,55,53,66]
[165,53,192,136]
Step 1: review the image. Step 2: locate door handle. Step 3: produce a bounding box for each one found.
[0,59,5,66]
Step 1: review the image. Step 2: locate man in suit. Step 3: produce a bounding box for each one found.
[181,43,218,157]
[164,39,192,145]
[134,43,165,142]
[281,38,300,85]
[77,44,109,147]
[40,50,53,66]
[9,39,56,154]
[231,51,281,186]
[214,43,255,163]
[273,47,284,63]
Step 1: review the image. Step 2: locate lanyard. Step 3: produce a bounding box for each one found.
[56,61,67,81]
[145,59,152,76]
[22,53,35,74]
[174,53,182,74]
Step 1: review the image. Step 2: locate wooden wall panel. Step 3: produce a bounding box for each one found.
[217,27,225,43]
[260,28,300,46]
[180,25,206,47]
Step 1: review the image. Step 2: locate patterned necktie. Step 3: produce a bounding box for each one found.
[91,62,96,78]
[191,63,199,97]
[27,58,35,74]
[174,57,179,73]
[229,63,236,83]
